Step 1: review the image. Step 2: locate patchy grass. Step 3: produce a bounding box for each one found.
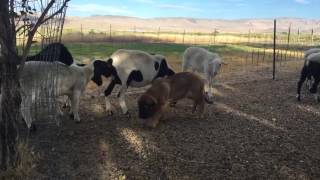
[0,142,40,180]
[59,42,257,61]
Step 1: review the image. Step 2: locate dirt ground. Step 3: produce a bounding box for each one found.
[24,66,320,180]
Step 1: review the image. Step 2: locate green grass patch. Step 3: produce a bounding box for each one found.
[61,42,254,61]
[26,42,275,64]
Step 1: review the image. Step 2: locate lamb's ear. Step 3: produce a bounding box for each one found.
[221,62,228,65]
[106,58,113,68]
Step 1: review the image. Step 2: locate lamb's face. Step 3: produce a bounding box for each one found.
[153,54,176,77]
[92,59,116,86]
[209,58,223,76]
[138,94,158,119]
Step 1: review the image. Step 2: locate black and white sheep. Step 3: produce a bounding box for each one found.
[182,46,224,101]
[19,59,113,129]
[101,49,175,116]
[297,52,320,102]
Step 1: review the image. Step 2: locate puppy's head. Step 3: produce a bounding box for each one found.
[138,94,158,119]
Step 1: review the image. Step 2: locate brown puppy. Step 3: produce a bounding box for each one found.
[138,72,213,128]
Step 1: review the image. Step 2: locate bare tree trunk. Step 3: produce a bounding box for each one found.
[0,0,69,170]
[0,0,21,170]
[0,63,20,170]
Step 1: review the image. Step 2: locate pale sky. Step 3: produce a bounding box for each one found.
[66,0,320,19]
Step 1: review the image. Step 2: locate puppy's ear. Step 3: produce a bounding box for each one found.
[149,95,158,106]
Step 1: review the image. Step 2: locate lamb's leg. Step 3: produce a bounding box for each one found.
[105,97,113,116]
[104,80,116,116]
[306,75,313,89]
[297,66,308,101]
[209,76,215,101]
[310,77,320,102]
[205,74,213,100]
[62,95,70,109]
[54,99,64,127]
[118,86,130,117]
[70,90,81,123]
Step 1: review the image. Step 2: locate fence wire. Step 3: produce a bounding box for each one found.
[13,0,68,127]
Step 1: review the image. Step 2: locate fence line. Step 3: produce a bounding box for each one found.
[58,21,320,80]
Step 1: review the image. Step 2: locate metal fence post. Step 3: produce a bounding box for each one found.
[273,19,277,80]
[182,29,186,44]
[311,28,314,46]
[80,24,83,41]
[109,24,112,41]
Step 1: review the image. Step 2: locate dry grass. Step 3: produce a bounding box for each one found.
[0,142,41,180]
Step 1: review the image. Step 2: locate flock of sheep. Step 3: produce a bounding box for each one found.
[18,43,224,130]
[13,43,320,130]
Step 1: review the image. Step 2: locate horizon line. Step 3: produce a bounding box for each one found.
[66,14,320,21]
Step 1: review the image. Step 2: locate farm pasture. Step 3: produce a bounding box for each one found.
[12,42,320,179]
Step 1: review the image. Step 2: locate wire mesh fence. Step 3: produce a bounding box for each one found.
[13,0,68,128]
[61,20,319,81]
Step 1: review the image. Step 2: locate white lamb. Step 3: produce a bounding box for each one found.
[19,60,111,129]
[182,47,224,100]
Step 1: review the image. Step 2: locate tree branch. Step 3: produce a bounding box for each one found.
[18,0,69,72]
[41,0,69,25]
[15,24,32,34]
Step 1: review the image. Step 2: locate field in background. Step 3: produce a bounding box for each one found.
[62,28,320,47]
[57,22,318,79]
[32,42,302,80]
[21,20,319,81]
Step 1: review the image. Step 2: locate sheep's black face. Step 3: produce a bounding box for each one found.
[167,67,175,76]
[138,95,157,119]
[92,59,116,86]
[92,74,103,86]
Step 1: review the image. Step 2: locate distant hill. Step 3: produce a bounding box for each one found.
[64,15,320,33]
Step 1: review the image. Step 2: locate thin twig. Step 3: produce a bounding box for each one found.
[41,0,69,25]
[15,24,32,34]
